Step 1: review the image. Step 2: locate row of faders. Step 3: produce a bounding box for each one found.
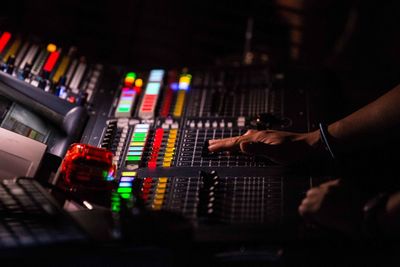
[136,173,283,224]
[0,31,102,104]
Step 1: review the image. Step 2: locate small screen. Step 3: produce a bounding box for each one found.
[1,103,52,143]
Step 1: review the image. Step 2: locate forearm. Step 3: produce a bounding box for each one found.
[328,84,400,148]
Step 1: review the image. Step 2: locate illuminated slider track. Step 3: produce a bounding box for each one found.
[0,32,12,55]
[172,73,191,118]
[125,124,150,167]
[138,69,164,119]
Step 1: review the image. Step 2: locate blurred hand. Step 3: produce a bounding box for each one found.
[299,179,364,235]
[208,129,320,164]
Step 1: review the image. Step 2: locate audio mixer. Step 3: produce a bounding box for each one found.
[0,29,314,243]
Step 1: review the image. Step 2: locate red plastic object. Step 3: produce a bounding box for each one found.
[61,143,116,190]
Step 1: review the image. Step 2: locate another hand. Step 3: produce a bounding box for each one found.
[208,129,320,164]
[298,179,364,236]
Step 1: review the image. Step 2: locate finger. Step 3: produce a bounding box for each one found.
[306,188,320,197]
[319,179,340,188]
[208,136,242,152]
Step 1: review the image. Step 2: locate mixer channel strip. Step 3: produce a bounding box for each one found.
[138,69,164,119]
[124,124,150,167]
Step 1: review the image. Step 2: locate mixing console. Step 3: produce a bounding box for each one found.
[80,65,312,235]
[0,28,313,243]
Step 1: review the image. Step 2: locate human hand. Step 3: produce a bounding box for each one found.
[298,179,364,235]
[208,129,320,164]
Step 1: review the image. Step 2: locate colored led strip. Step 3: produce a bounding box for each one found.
[148,128,164,168]
[172,73,192,117]
[162,129,178,167]
[0,32,11,54]
[138,82,161,119]
[3,38,21,62]
[152,177,168,210]
[115,87,136,117]
[173,90,186,118]
[52,56,70,83]
[125,124,149,166]
[43,50,60,73]
[138,69,164,119]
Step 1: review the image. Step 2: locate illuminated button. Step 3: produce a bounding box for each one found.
[120,193,131,199]
[129,146,143,151]
[158,177,168,183]
[135,78,143,87]
[121,171,136,176]
[127,151,142,156]
[157,183,167,189]
[47,43,57,53]
[117,187,132,193]
[166,143,175,148]
[126,72,136,78]
[164,152,174,158]
[126,155,141,161]
[153,199,164,205]
[119,182,131,187]
[165,148,175,153]
[131,142,145,146]
[120,177,134,182]
[148,69,165,82]
[156,187,166,194]
[163,162,171,167]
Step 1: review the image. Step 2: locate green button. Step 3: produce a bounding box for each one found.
[117,107,130,112]
[120,193,132,199]
[132,132,147,138]
[117,187,132,193]
[133,137,146,142]
[126,155,141,161]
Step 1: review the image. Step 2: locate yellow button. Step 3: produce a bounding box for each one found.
[121,171,136,176]
[131,142,145,146]
[159,177,168,183]
[164,152,174,158]
[152,205,162,210]
[156,187,166,194]
[166,143,175,148]
[170,129,178,134]
[165,148,175,153]
[154,195,164,201]
[163,162,171,167]
[153,199,164,205]
[157,183,167,189]
[47,43,57,52]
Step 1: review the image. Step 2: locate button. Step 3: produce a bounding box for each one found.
[158,177,168,183]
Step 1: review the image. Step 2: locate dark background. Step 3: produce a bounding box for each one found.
[1,0,400,114]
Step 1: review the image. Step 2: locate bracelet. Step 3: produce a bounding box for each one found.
[318,123,336,160]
